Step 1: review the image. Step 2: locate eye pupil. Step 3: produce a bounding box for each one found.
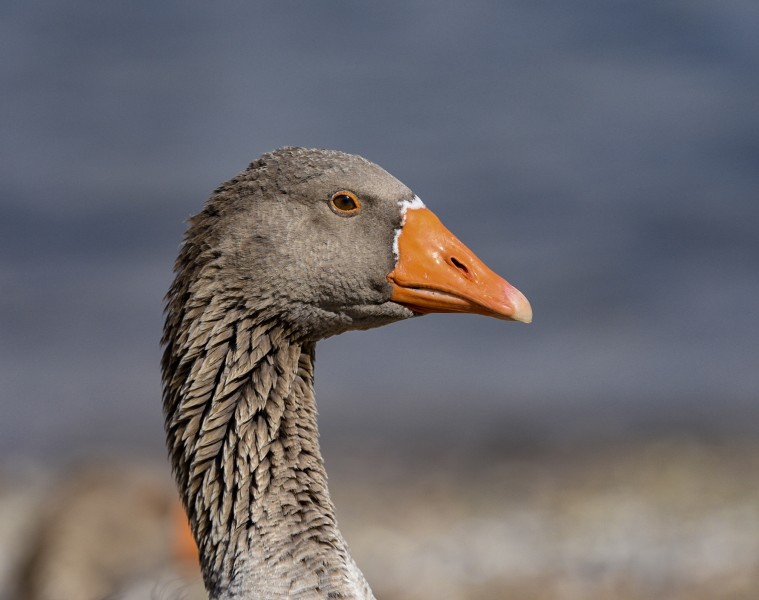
[336,195,354,209]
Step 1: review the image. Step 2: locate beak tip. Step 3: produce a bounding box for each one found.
[515,312,532,324]
[506,288,532,324]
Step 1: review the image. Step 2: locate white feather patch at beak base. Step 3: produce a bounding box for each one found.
[393,195,426,261]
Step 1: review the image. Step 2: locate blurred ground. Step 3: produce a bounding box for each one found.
[1,438,758,600]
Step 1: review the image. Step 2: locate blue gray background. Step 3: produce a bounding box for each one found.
[2,1,758,462]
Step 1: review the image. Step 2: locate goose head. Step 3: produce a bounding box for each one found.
[175,146,530,344]
[163,146,531,598]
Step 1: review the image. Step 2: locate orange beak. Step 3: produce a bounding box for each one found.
[388,207,532,323]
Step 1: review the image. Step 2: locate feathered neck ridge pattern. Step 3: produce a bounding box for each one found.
[163,304,373,598]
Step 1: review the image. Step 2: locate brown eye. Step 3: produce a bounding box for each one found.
[329,191,361,215]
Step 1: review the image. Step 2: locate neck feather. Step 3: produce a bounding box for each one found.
[163,309,373,599]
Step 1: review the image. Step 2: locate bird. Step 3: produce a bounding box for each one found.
[161,147,531,599]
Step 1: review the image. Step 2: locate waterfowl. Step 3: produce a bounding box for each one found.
[161,147,531,599]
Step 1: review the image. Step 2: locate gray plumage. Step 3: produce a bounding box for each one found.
[162,148,418,599]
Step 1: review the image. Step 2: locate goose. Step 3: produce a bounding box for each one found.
[161,147,532,599]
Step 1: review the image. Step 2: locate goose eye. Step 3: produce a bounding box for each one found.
[329,191,361,215]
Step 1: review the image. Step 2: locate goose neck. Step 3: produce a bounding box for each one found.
[165,318,372,599]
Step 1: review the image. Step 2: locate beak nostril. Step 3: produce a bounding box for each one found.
[450,256,469,274]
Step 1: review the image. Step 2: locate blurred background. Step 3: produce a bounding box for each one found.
[2,1,758,598]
